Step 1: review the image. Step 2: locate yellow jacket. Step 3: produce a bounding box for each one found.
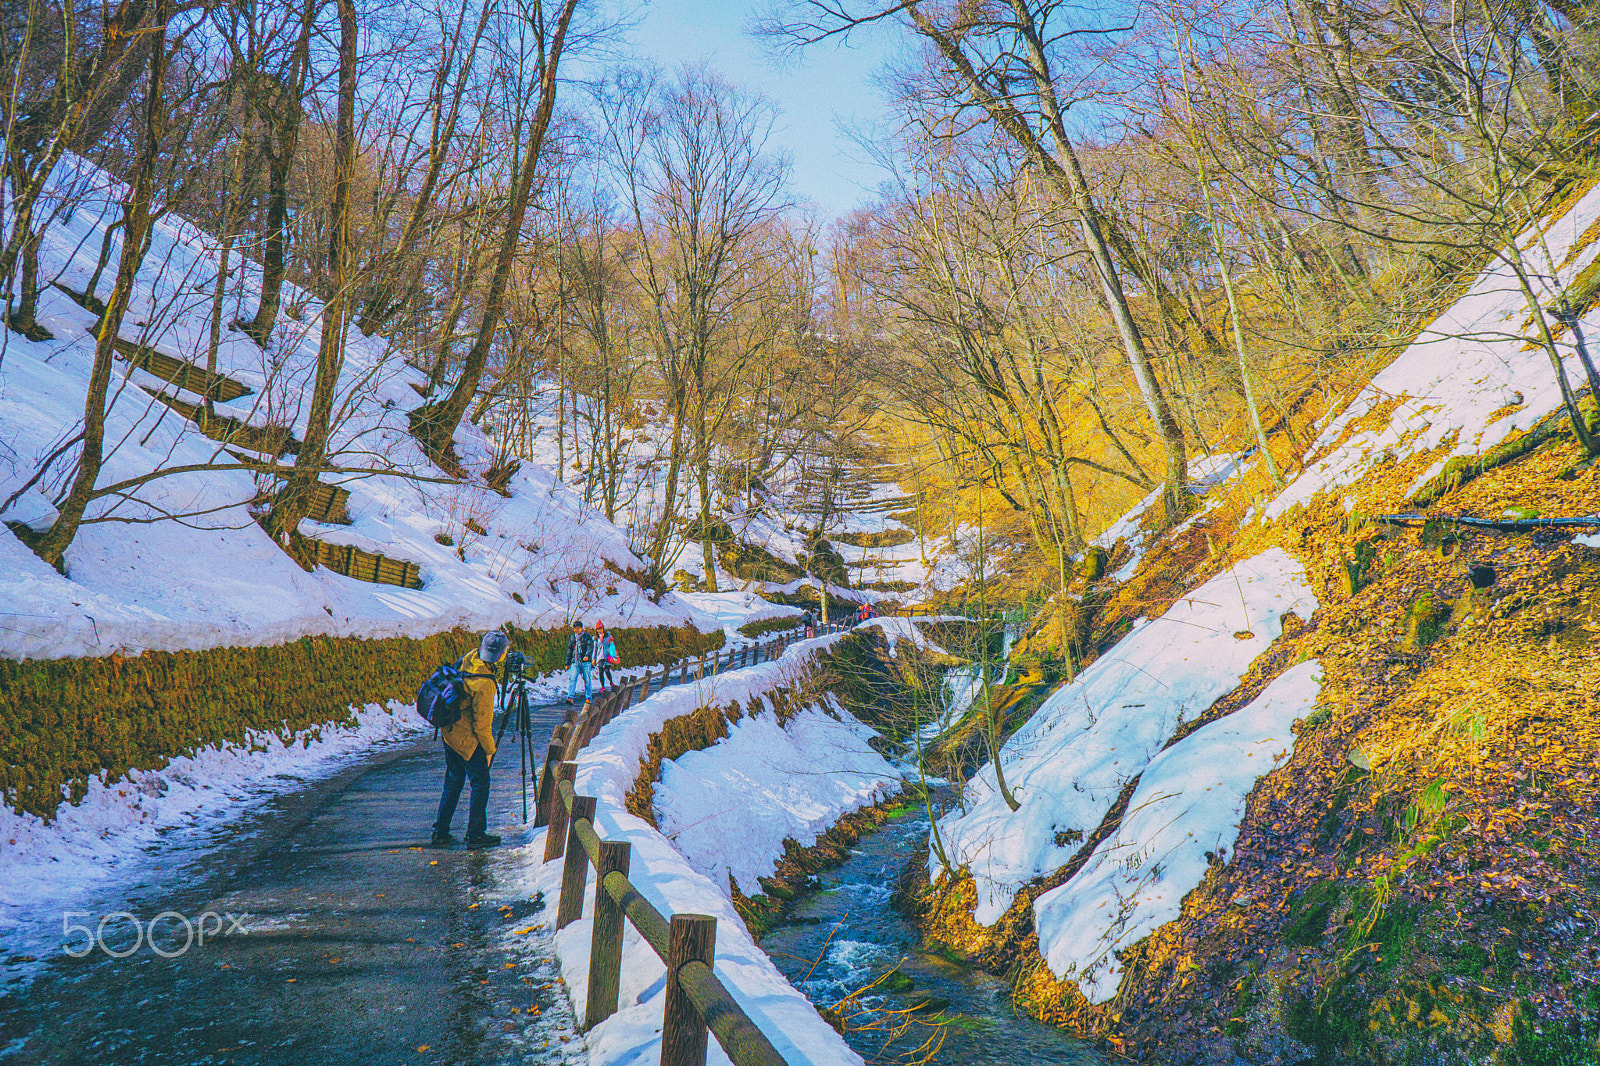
[441,651,497,763]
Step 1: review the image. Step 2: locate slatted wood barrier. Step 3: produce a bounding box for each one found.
[225,451,353,525]
[141,386,301,456]
[529,620,850,1066]
[76,305,257,401]
[115,337,253,401]
[308,539,423,589]
[304,482,353,525]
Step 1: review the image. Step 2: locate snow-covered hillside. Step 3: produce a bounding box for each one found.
[1265,179,1600,520]
[936,548,1319,925]
[931,177,1600,1013]
[0,156,717,660]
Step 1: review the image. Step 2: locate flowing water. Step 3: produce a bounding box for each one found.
[760,797,1104,1066]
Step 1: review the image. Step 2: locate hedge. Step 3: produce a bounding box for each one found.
[736,616,803,639]
[1,621,723,819]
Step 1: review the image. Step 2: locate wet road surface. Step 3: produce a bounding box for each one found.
[0,701,582,1066]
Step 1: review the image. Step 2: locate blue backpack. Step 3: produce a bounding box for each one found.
[416,657,493,730]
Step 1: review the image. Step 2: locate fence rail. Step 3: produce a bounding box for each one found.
[532,620,850,1066]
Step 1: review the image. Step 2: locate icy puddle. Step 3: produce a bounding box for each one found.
[759,798,1104,1066]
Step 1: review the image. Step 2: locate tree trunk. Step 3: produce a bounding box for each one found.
[9,209,52,341]
[411,0,580,464]
[263,0,359,544]
[904,1,1188,523]
[244,134,294,346]
[24,1,171,571]
[697,444,718,593]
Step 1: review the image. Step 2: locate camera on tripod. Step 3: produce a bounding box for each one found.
[495,646,536,821]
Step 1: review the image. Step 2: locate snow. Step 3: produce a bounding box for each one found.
[0,700,427,983]
[526,635,876,1066]
[1094,452,1248,582]
[1263,181,1600,521]
[0,154,715,662]
[655,702,899,894]
[855,614,959,657]
[1032,659,1323,1002]
[935,547,1319,924]
[675,589,803,643]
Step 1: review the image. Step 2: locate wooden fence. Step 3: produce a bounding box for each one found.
[309,539,423,589]
[532,621,850,1066]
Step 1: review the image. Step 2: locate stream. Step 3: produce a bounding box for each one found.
[760,795,1104,1066]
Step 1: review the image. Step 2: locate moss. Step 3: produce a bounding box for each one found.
[881,969,916,992]
[737,616,803,639]
[1501,1000,1592,1066]
[1404,590,1447,649]
[1284,881,1342,946]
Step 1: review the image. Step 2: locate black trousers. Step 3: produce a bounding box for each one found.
[597,660,617,688]
[434,744,490,837]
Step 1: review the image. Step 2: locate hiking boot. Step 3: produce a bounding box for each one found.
[430,830,454,847]
[465,832,502,850]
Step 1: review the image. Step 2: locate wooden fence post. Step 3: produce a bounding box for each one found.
[585,839,631,1030]
[535,730,568,828]
[543,762,578,862]
[661,914,717,1066]
[557,795,597,929]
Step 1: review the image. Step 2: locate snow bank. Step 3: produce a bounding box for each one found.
[936,548,1318,923]
[655,702,899,894]
[0,701,426,981]
[535,635,870,1066]
[1264,182,1600,520]
[675,589,803,641]
[1094,452,1248,581]
[1032,660,1322,1001]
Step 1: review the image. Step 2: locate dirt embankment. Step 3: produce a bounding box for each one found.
[894,430,1600,1065]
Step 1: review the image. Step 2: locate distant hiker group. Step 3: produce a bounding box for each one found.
[566,620,619,705]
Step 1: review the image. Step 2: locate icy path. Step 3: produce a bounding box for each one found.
[0,707,585,1065]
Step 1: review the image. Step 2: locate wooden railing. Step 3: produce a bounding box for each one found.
[532,621,849,827]
[532,620,850,1066]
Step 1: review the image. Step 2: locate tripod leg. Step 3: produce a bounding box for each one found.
[520,691,531,823]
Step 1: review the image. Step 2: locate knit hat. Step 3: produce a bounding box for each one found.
[479,630,510,663]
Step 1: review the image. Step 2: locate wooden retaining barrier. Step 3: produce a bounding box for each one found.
[526,622,853,1065]
[115,337,253,401]
[140,386,301,456]
[308,538,423,589]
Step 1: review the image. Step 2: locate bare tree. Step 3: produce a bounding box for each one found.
[767,0,1191,523]
[594,65,791,583]
[409,0,581,466]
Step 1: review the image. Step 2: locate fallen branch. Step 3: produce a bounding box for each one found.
[1375,512,1600,532]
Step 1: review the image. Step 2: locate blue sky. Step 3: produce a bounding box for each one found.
[621,1,903,224]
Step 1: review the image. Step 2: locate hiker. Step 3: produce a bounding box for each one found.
[857,602,870,624]
[802,609,815,638]
[595,622,619,692]
[432,630,505,849]
[566,620,595,704]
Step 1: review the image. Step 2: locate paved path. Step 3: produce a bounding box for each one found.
[0,700,583,1066]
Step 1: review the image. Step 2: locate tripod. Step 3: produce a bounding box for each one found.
[494,652,538,822]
